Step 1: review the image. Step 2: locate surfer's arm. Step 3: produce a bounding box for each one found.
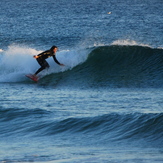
[53,55,64,66]
[33,53,43,59]
[33,51,48,59]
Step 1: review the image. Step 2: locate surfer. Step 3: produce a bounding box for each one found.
[33,45,64,78]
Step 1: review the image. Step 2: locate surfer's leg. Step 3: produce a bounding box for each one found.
[34,67,45,75]
[34,59,49,75]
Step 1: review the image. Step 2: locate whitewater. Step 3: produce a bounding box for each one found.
[0,45,89,82]
[0,0,163,162]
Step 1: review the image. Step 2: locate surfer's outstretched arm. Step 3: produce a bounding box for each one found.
[53,55,64,66]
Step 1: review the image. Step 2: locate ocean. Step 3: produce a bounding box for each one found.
[0,0,163,162]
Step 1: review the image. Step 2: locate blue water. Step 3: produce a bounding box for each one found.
[0,0,163,162]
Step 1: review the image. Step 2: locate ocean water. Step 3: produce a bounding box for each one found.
[0,0,163,162]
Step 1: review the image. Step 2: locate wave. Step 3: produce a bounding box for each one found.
[83,45,163,88]
[40,45,163,88]
[0,43,162,88]
[0,107,162,146]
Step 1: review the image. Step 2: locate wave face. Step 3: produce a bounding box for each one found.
[0,107,162,147]
[40,45,163,88]
[84,45,163,88]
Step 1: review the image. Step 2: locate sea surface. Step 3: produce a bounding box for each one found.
[0,0,163,162]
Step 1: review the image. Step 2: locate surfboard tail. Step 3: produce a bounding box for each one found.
[25,74,38,82]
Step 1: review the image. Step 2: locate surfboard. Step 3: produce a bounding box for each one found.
[25,74,38,82]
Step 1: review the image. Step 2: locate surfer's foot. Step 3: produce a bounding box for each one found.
[33,74,38,79]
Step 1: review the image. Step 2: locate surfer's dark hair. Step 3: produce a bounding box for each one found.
[50,45,58,51]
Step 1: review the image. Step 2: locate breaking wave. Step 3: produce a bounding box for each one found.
[0,42,162,88]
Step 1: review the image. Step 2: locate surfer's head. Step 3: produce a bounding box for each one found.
[50,45,58,53]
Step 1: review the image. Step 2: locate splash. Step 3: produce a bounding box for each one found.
[0,45,89,82]
[0,45,41,82]
[111,39,151,47]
